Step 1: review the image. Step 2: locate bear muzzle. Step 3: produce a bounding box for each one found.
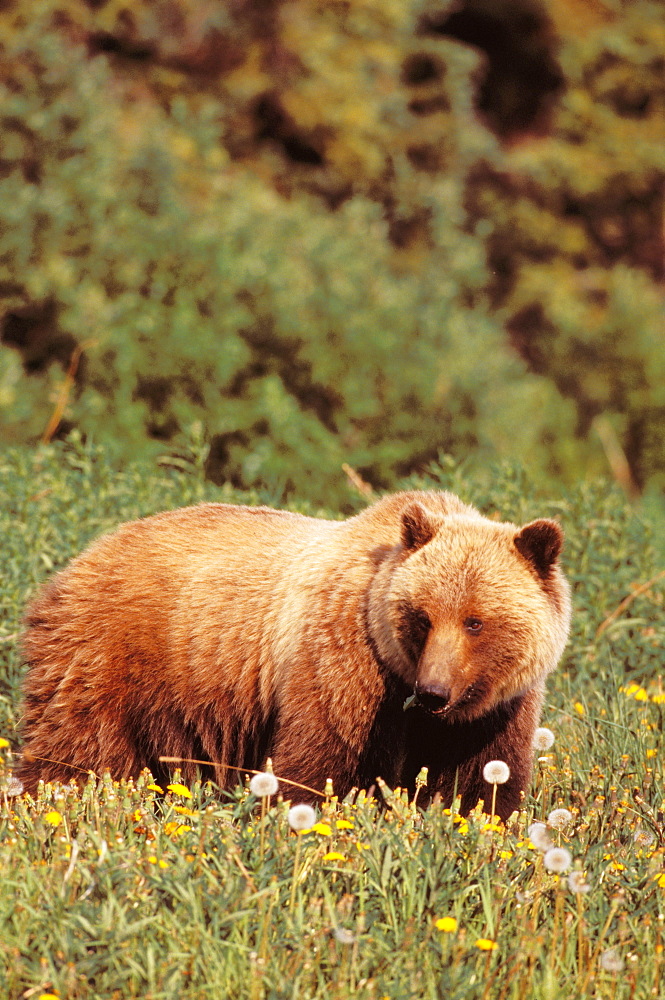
[414,679,452,715]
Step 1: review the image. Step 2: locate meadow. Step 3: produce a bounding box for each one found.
[1,440,663,999]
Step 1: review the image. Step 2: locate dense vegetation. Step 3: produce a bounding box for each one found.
[1,0,664,506]
[1,445,664,998]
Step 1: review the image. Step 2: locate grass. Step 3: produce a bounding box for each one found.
[1,439,664,999]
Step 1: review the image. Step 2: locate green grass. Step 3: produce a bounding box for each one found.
[1,440,663,999]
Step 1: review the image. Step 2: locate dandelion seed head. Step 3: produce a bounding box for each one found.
[567,870,591,894]
[547,807,573,830]
[288,803,317,832]
[333,927,355,945]
[600,948,624,973]
[533,727,555,752]
[5,776,24,797]
[633,827,656,848]
[527,822,552,852]
[249,772,279,798]
[544,846,572,873]
[482,760,510,784]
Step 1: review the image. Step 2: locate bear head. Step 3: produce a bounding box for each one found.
[368,500,571,722]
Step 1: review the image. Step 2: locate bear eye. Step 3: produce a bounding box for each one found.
[464,617,484,635]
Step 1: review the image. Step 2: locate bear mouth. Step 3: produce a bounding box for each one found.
[412,681,485,720]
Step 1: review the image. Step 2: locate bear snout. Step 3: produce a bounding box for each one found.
[415,680,451,715]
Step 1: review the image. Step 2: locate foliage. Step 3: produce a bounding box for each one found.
[465,0,665,493]
[1,0,663,503]
[1,446,664,998]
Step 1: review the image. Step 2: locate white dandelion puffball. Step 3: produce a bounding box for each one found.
[528,822,553,852]
[482,760,511,784]
[633,827,656,848]
[547,807,573,830]
[5,776,24,797]
[288,803,317,832]
[533,727,555,752]
[567,870,591,894]
[333,927,356,945]
[544,846,572,873]
[249,772,279,798]
[600,948,624,973]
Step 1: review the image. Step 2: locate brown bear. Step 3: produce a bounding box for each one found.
[16,490,571,818]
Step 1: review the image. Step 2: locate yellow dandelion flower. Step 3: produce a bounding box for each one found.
[355,841,370,851]
[146,783,163,793]
[44,810,62,827]
[610,862,626,871]
[475,938,498,951]
[166,783,192,798]
[323,851,346,861]
[435,917,458,933]
[499,850,513,860]
[164,821,180,836]
[311,822,332,836]
[38,994,60,1000]
[653,873,665,888]
[0,737,9,749]
[147,856,157,864]
[174,805,197,816]
[482,823,503,833]
[335,819,355,830]
[646,749,658,758]
[131,809,142,822]
[573,702,585,716]
[651,693,665,704]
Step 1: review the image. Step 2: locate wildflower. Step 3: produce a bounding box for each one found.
[567,870,591,894]
[5,776,24,797]
[544,847,572,873]
[288,803,317,832]
[323,851,346,861]
[0,738,9,749]
[652,873,665,888]
[634,828,656,848]
[249,772,279,798]
[527,822,552,852]
[483,760,510,784]
[311,822,333,836]
[475,938,498,951]
[146,783,164,793]
[335,819,355,830]
[334,927,355,945]
[547,807,573,830]
[38,994,60,1000]
[166,783,192,798]
[533,727,555,752]
[573,702,585,715]
[44,810,63,828]
[174,805,197,816]
[599,948,624,973]
[435,917,458,933]
[499,850,513,860]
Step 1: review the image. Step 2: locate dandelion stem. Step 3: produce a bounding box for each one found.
[289,833,303,912]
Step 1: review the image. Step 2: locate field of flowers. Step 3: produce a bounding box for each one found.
[0,442,663,999]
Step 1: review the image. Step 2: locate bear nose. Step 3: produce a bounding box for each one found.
[415,681,451,713]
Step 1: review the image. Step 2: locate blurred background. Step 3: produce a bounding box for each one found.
[0,0,663,509]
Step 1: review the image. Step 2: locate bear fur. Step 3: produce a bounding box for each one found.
[16,491,571,818]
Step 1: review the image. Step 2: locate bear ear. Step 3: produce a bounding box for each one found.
[401,502,439,551]
[514,519,564,578]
